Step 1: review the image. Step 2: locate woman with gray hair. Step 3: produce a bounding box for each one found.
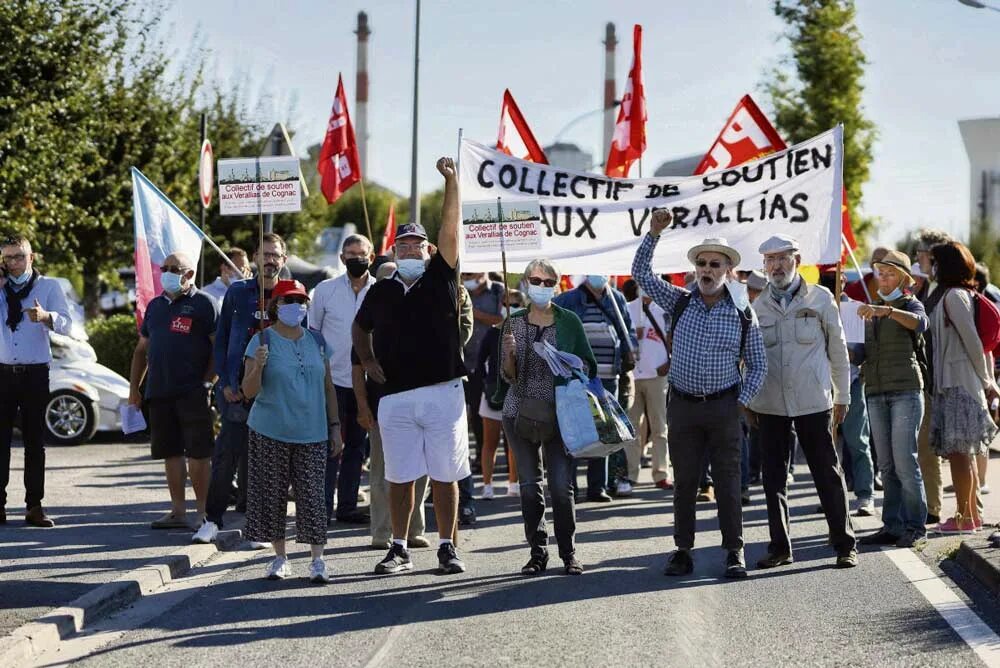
[492,258,598,576]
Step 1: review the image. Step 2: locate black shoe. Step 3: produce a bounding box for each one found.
[0,508,5,525]
[895,529,927,549]
[873,475,884,491]
[858,528,900,546]
[663,550,694,576]
[521,553,548,575]
[725,550,748,578]
[836,549,859,568]
[815,504,825,514]
[586,491,613,503]
[459,507,476,526]
[741,488,751,506]
[437,542,466,574]
[563,557,584,575]
[925,513,940,525]
[336,509,371,524]
[374,544,413,575]
[25,506,54,528]
[756,552,793,569]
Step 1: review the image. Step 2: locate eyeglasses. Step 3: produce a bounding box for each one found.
[160,265,189,273]
[527,276,558,287]
[2,253,27,263]
[763,254,795,267]
[695,259,724,269]
[260,252,284,261]
[281,296,308,305]
[396,242,427,252]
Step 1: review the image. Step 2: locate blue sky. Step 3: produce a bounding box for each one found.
[158,0,1000,247]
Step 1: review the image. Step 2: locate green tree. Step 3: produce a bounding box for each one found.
[763,0,877,246]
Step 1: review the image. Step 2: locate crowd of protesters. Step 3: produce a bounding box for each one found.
[2,158,998,584]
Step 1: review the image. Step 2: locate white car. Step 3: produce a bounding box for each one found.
[46,333,131,445]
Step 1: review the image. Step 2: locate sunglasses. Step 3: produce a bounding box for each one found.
[281,296,308,305]
[695,259,724,269]
[160,265,188,273]
[527,277,558,287]
[508,303,523,309]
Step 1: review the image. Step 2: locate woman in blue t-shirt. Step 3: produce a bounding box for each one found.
[242,280,343,583]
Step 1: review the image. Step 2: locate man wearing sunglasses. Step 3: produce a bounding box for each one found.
[0,236,72,528]
[631,210,767,579]
[129,251,219,530]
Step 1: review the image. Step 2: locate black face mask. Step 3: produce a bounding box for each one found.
[345,257,370,278]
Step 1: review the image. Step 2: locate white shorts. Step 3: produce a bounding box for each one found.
[478,395,502,422]
[378,378,471,484]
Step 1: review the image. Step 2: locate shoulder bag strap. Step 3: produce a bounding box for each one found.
[643,302,670,356]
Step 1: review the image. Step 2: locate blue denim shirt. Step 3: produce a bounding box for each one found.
[214,279,271,391]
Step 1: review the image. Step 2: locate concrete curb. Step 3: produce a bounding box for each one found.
[0,529,243,668]
[955,536,1000,596]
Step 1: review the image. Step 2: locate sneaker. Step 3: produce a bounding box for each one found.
[437,542,466,574]
[854,498,876,517]
[895,529,927,549]
[308,558,331,584]
[858,528,900,546]
[265,556,291,580]
[835,549,859,568]
[248,541,272,550]
[982,485,991,496]
[696,485,715,503]
[192,520,219,544]
[586,490,613,503]
[655,479,674,490]
[481,483,495,500]
[507,482,520,497]
[375,544,413,575]
[459,506,477,526]
[935,517,976,535]
[663,549,694,576]
[756,552,793,569]
[724,550,748,578]
[616,481,634,497]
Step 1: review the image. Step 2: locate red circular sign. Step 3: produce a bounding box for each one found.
[199,140,214,207]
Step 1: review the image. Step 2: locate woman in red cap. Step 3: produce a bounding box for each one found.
[242,279,343,583]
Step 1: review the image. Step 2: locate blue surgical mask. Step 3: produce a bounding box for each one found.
[527,284,555,306]
[878,287,903,302]
[277,302,307,327]
[160,272,183,294]
[9,271,30,285]
[587,275,608,291]
[396,258,426,281]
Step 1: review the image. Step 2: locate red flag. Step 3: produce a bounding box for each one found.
[496,89,548,164]
[605,24,646,178]
[318,74,361,205]
[695,94,857,254]
[380,203,397,255]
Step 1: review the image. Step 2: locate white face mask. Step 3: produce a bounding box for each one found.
[726,279,750,310]
[462,278,482,291]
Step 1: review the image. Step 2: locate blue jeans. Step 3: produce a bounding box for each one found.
[325,386,368,517]
[577,377,617,495]
[866,390,927,535]
[842,378,874,501]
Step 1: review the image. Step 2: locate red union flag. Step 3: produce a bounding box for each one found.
[380,202,397,255]
[318,74,361,205]
[696,94,857,253]
[605,24,646,178]
[496,89,548,164]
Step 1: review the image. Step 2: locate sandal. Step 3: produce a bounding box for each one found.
[563,557,584,575]
[520,554,548,575]
[150,512,190,530]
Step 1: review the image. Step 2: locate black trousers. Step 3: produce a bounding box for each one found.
[0,365,49,509]
[758,410,856,557]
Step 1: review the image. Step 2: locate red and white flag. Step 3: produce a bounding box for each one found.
[380,203,397,255]
[318,74,361,205]
[496,89,548,164]
[696,94,857,253]
[605,24,646,178]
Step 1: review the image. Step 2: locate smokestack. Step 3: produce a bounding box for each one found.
[602,22,617,168]
[355,11,371,177]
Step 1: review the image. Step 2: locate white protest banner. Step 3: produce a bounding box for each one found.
[459,126,843,274]
[217,156,302,216]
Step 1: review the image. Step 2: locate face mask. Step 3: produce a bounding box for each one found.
[462,278,483,291]
[345,257,370,279]
[586,275,608,291]
[160,272,184,294]
[396,258,426,281]
[726,279,750,311]
[277,302,307,327]
[878,287,903,302]
[9,270,31,285]
[527,284,555,306]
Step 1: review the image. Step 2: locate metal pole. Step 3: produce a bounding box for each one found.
[263,130,281,235]
[408,0,421,226]
[199,113,207,287]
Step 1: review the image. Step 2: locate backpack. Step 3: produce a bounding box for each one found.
[667,291,753,361]
[943,288,1000,354]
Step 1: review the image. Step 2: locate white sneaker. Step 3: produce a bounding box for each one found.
[507,482,520,497]
[616,481,633,497]
[248,541,272,550]
[481,483,495,500]
[309,558,330,584]
[192,520,218,544]
[854,497,876,517]
[265,556,292,580]
[982,485,992,496]
[786,472,795,486]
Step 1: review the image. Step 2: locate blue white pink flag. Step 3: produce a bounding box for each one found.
[131,167,205,326]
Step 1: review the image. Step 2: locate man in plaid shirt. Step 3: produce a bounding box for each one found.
[631,208,766,579]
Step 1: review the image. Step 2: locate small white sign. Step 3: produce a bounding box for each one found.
[119,404,147,435]
[839,300,866,344]
[217,156,302,216]
[462,198,542,254]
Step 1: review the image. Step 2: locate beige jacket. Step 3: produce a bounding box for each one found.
[930,288,991,406]
[750,279,850,417]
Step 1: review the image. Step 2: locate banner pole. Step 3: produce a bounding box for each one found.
[199,112,208,288]
[358,177,374,242]
[842,233,871,302]
[497,196,510,335]
[257,157,265,333]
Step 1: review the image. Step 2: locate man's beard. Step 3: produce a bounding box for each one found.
[769,271,792,289]
[261,264,279,278]
[699,275,725,296]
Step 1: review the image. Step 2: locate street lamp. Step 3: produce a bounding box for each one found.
[957,0,1000,11]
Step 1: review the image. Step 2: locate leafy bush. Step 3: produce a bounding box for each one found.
[86,314,138,379]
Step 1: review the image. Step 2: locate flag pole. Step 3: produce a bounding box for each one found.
[497,196,509,327]
[256,157,265,332]
[842,232,872,302]
[199,113,208,288]
[358,177,374,242]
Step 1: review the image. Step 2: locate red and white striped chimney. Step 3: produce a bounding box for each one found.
[355,11,371,177]
[602,22,617,168]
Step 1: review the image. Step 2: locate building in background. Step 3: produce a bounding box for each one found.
[959,117,1000,233]
[543,142,594,172]
[654,153,702,178]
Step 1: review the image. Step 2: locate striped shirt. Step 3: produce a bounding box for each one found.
[630,233,767,406]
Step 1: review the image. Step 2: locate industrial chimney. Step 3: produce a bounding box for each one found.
[355,11,371,176]
[602,22,617,169]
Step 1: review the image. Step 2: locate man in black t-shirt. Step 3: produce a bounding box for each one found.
[353,157,469,576]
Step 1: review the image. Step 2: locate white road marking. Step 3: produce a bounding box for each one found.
[885,547,1000,667]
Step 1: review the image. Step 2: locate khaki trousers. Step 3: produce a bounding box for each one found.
[917,392,943,517]
[624,375,670,483]
[369,424,428,543]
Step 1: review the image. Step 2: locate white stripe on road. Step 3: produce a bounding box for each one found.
[885,547,1000,667]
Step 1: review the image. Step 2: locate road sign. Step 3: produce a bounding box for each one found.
[199,140,214,208]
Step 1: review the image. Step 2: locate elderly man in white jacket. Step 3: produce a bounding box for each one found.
[748,234,857,570]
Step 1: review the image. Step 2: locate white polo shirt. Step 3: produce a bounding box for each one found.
[308,272,375,387]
